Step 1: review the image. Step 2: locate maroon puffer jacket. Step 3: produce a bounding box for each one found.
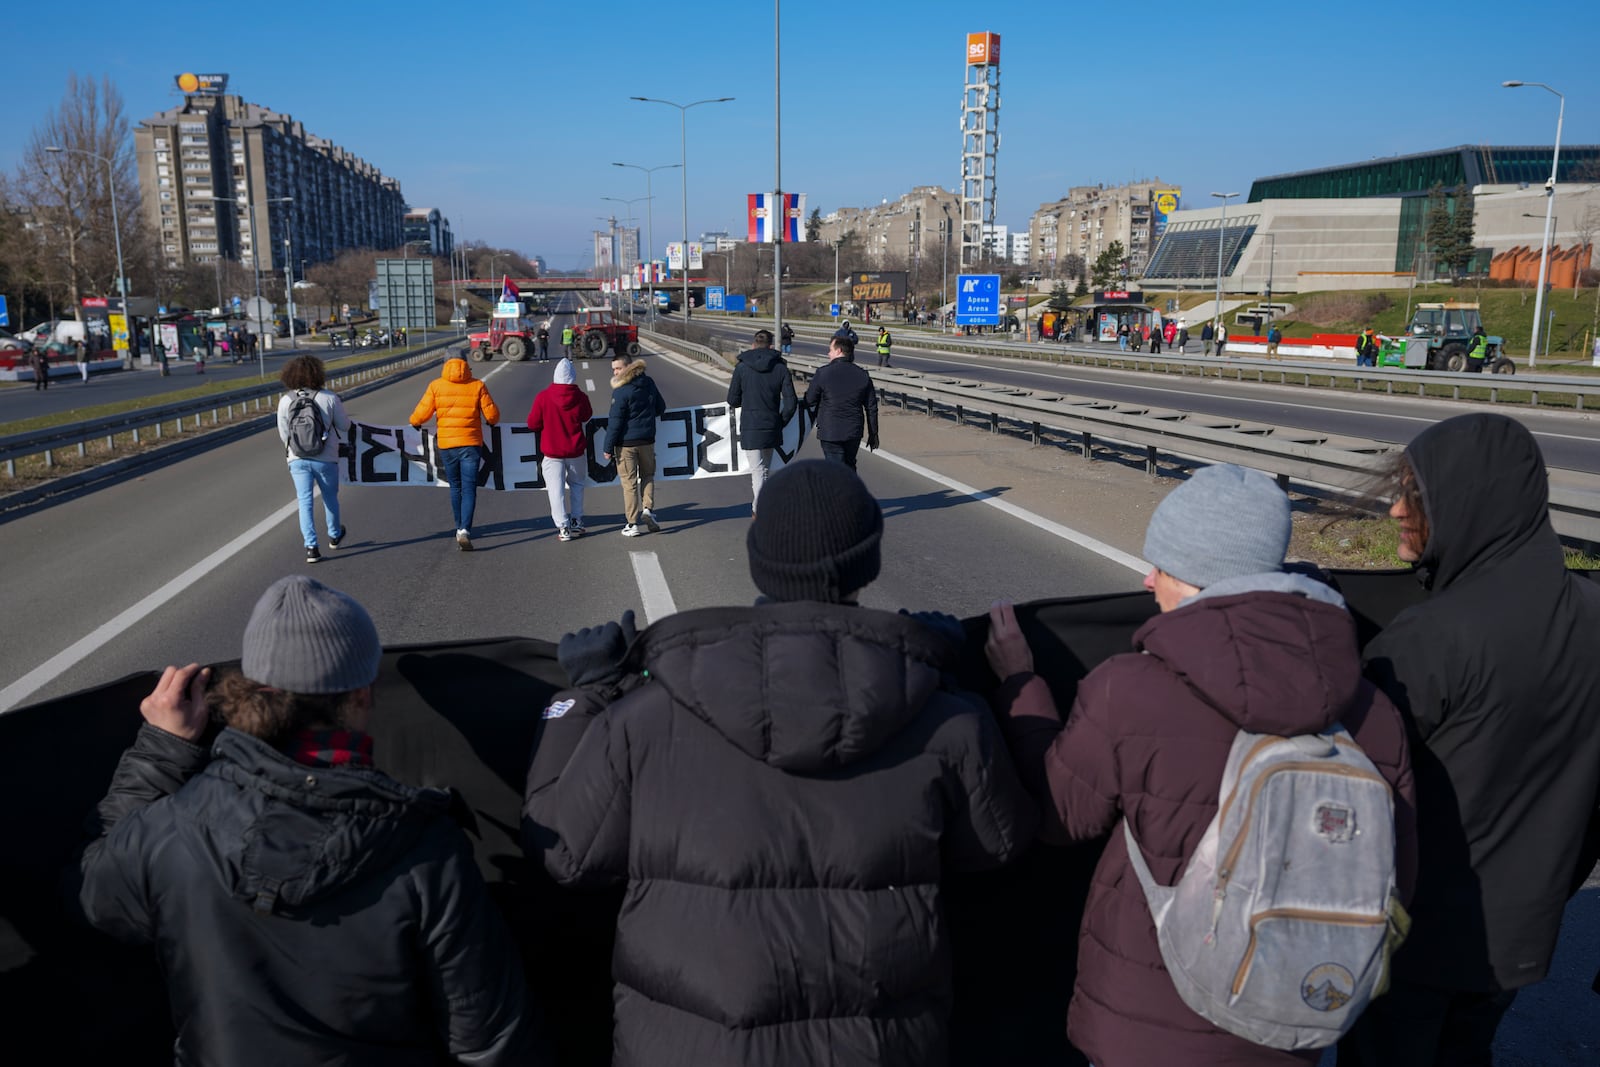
[996,585,1417,1067]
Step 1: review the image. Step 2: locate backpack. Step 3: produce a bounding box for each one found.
[285,389,329,458]
[1124,727,1406,1050]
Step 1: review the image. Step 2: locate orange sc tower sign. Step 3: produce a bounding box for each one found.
[966,32,1000,66]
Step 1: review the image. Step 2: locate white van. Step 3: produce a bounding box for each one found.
[19,320,87,348]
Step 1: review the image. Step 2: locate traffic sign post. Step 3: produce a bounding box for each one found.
[0,295,8,328]
[954,274,1002,326]
[706,286,725,312]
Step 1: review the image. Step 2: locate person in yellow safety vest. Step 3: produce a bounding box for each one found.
[1466,326,1489,374]
[561,325,575,358]
[875,326,893,368]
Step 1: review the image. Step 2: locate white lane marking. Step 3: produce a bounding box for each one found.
[585,378,596,392]
[869,449,1149,576]
[0,500,301,713]
[629,550,677,624]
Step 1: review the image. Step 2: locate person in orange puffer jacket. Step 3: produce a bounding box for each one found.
[410,356,501,551]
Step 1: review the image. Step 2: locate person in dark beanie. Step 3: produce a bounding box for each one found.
[985,464,1415,1067]
[76,575,542,1067]
[524,459,1036,1067]
[727,328,797,517]
[803,335,879,469]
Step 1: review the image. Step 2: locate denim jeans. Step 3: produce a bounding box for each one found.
[541,455,586,529]
[288,458,341,549]
[439,445,482,533]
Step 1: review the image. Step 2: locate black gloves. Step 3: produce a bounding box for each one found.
[867,431,880,452]
[899,609,966,647]
[557,609,639,688]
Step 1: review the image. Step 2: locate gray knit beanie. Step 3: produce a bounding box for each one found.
[241,575,382,694]
[1143,464,1291,588]
[747,460,883,602]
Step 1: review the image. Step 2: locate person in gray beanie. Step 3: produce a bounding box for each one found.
[983,464,1416,1067]
[524,459,1036,1066]
[77,575,543,1066]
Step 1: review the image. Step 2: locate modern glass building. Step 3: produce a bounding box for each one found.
[1247,145,1600,203]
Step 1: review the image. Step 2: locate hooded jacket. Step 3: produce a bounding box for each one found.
[1363,412,1600,992]
[409,357,500,449]
[526,378,593,460]
[523,602,1037,1067]
[77,724,538,1066]
[994,576,1416,1067]
[603,360,666,455]
[726,346,798,451]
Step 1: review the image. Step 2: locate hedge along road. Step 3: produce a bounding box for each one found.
[0,333,1148,711]
[696,318,1600,476]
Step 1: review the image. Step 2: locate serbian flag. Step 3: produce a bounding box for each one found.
[748,193,807,243]
[501,276,520,303]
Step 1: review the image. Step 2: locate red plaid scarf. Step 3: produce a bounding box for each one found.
[286,729,374,769]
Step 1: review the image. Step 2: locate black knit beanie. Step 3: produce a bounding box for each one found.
[746,459,883,603]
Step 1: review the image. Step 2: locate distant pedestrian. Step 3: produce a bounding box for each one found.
[1163,320,1177,347]
[604,352,667,537]
[1177,325,1189,354]
[277,355,351,565]
[1201,321,1215,356]
[1267,324,1283,359]
[1149,324,1162,355]
[1466,325,1489,373]
[780,322,794,356]
[527,357,593,542]
[875,325,893,368]
[74,335,91,383]
[1356,326,1379,368]
[204,328,216,364]
[832,319,859,346]
[28,343,49,390]
[194,337,206,374]
[727,328,798,518]
[804,335,879,470]
[409,356,501,552]
[1215,322,1229,358]
[1118,322,1130,351]
[562,325,575,359]
[537,322,550,362]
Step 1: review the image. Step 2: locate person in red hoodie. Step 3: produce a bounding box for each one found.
[985,463,1417,1067]
[527,356,593,542]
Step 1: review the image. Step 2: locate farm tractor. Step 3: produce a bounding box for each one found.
[1379,302,1515,374]
[571,306,640,358]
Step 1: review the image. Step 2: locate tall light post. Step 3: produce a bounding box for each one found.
[630,95,734,324]
[1261,232,1277,327]
[615,162,681,327]
[704,250,731,301]
[1210,191,1241,333]
[603,195,652,315]
[45,145,127,359]
[1504,80,1564,367]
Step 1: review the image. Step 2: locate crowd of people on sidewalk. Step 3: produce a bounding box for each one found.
[72,383,1600,1064]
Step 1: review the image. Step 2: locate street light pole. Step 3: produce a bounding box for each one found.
[772,0,783,343]
[1211,191,1240,334]
[45,145,127,361]
[631,95,735,326]
[1504,80,1564,367]
[614,162,680,328]
[603,195,652,315]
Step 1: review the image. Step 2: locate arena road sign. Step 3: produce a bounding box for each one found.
[954,274,1001,326]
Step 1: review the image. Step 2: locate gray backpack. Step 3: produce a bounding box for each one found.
[1124,727,1405,1050]
[285,389,328,459]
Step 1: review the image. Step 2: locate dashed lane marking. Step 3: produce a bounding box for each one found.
[629,549,678,624]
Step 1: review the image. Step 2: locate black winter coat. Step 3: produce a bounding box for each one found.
[77,725,539,1066]
[727,346,798,451]
[604,361,666,454]
[1364,413,1600,991]
[523,602,1037,1067]
[803,357,878,445]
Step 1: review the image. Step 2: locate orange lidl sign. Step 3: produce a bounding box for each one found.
[966,32,1000,66]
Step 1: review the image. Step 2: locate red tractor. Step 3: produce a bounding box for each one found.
[571,306,640,357]
[465,319,535,362]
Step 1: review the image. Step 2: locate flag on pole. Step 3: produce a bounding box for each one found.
[747,193,807,243]
[501,276,520,304]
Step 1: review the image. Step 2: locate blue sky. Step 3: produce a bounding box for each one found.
[3,0,1596,271]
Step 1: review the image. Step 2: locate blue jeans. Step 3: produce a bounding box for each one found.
[439,445,482,532]
[288,458,341,549]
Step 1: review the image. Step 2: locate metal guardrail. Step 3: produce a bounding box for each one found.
[0,339,458,477]
[786,323,1600,409]
[781,354,1600,544]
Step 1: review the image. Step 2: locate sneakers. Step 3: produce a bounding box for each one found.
[305,546,322,564]
[620,523,645,537]
[642,508,661,533]
[558,524,574,542]
[571,520,586,537]
[328,525,346,550]
[456,529,473,551]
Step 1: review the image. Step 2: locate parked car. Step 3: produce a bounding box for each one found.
[0,330,33,353]
[273,317,309,339]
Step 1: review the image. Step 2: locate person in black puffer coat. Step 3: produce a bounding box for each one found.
[1339,413,1600,1067]
[523,460,1036,1067]
[803,335,879,469]
[727,328,798,516]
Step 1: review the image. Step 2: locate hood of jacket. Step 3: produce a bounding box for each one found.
[1406,413,1561,591]
[737,346,782,374]
[540,381,588,414]
[203,728,450,913]
[441,357,473,385]
[611,360,647,389]
[631,602,955,773]
[1135,575,1364,736]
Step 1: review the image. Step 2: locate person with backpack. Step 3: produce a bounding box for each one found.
[985,463,1416,1066]
[277,355,351,565]
[409,355,501,552]
[1339,413,1600,1067]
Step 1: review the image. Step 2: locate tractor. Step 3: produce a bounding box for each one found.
[465,318,535,362]
[570,306,641,358]
[1379,302,1515,374]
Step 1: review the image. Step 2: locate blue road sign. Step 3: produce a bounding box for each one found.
[954,274,1002,326]
[725,294,746,313]
[706,286,725,312]
[0,295,8,328]
[830,303,841,317]
[231,295,242,308]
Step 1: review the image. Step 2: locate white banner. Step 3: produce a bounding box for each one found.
[338,403,814,490]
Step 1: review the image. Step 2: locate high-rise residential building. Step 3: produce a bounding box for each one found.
[1026,179,1177,276]
[1008,230,1030,266]
[136,86,405,275]
[815,186,962,276]
[403,208,454,257]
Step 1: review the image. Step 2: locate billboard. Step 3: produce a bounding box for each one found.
[966,32,1000,66]
[848,271,907,304]
[1153,189,1181,239]
[375,259,437,330]
[667,243,704,271]
[174,72,229,95]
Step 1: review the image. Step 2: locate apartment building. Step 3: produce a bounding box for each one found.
[403,208,454,258]
[815,185,962,272]
[1026,179,1176,276]
[136,90,405,275]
